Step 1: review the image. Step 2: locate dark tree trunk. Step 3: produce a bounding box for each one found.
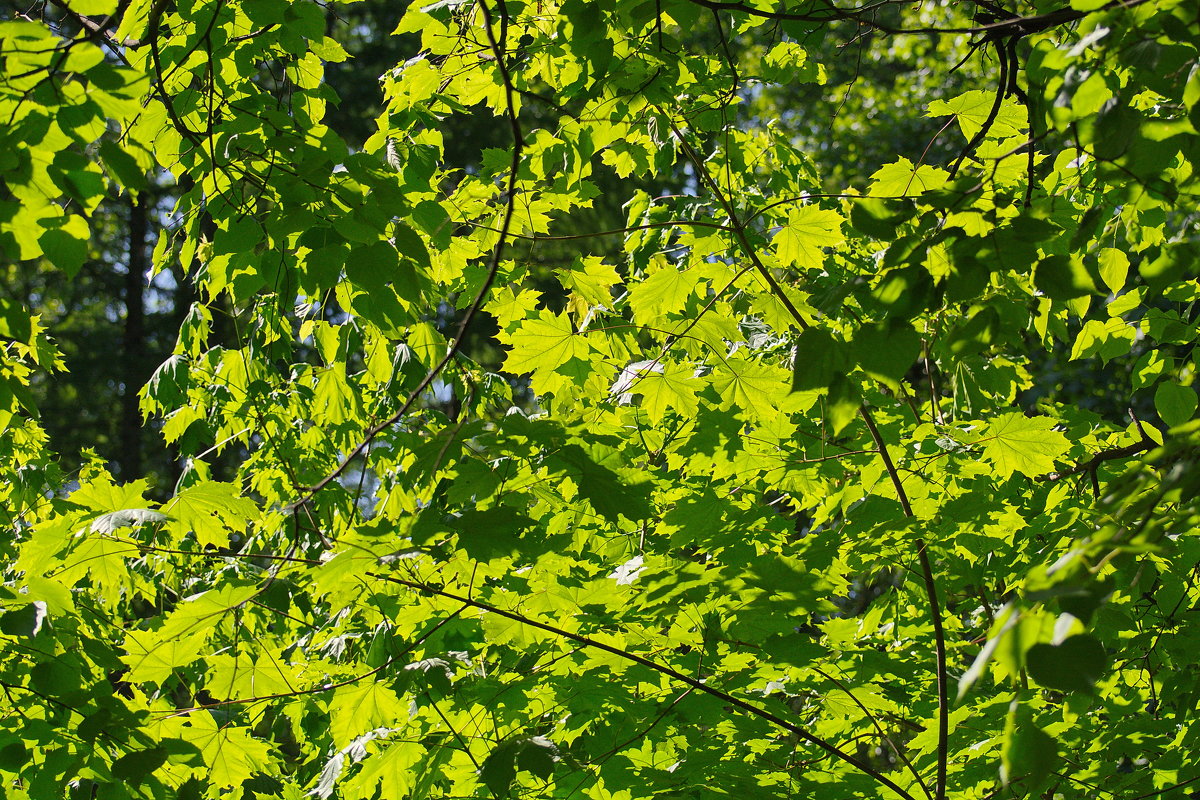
[119,193,148,479]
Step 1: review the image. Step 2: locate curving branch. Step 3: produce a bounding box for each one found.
[286,0,523,516]
[682,0,1152,37]
[670,115,949,800]
[1043,427,1157,499]
[860,405,948,800]
[375,570,921,800]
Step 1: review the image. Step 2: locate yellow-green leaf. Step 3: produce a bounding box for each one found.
[979,413,1070,478]
[772,206,844,269]
[502,314,593,376]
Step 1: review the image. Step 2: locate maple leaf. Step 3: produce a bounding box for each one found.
[927,90,1025,140]
[772,205,845,269]
[122,628,208,684]
[867,157,948,196]
[629,261,695,322]
[979,413,1070,478]
[560,256,621,307]
[330,682,408,748]
[486,286,542,329]
[162,481,259,549]
[709,357,791,421]
[501,313,594,376]
[637,362,703,424]
[184,714,271,788]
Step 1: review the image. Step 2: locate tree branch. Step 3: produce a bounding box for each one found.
[374,571,920,800]
[1042,431,1157,499]
[286,0,522,515]
[682,0,1151,36]
[1043,436,1157,483]
[859,405,948,800]
[671,115,947,800]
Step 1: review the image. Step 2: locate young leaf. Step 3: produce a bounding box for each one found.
[979,413,1070,478]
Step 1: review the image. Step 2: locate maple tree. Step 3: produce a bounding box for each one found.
[2,0,1200,799]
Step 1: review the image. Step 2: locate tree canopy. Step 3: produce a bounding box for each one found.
[2,1,1200,799]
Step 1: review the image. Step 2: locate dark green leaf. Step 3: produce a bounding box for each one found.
[1027,634,1108,693]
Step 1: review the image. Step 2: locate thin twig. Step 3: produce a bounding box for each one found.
[286,0,523,515]
[811,666,933,800]
[373,570,919,800]
[860,405,948,800]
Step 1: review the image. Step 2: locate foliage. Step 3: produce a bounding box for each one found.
[2,1,1200,799]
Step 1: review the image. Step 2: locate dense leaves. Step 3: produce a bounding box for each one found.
[2,0,1200,799]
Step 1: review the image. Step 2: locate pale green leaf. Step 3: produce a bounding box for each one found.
[867,157,948,196]
[1097,248,1129,293]
[979,413,1070,478]
[927,90,1025,140]
[329,682,408,748]
[710,357,791,421]
[638,363,703,424]
[501,314,593,376]
[184,714,271,788]
[629,262,695,322]
[162,482,259,549]
[772,206,844,269]
[123,628,208,684]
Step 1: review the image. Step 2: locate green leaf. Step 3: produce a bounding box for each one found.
[635,362,702,423]
[928,90,1024,140]
[1026,634,1107,693]
[67,0,118,13]
[501,314,593,377]
[39,227,88,277]
[329,682,407,748]
[1035,254,1097,300]
[515,737,558,780]
[97,141,148,191]
[0,739,29,771]
[628,260,694,321]
[1000,701,1057,789]
[1154,381,1197,427]
[0,298,32,342]
[480,740,519,798]
[346,241,420,301]
[141,354,190,412]
[791,328,849,392]
[1097,248,1130,293]
[0,602,47,637]
[183,715,270,788]
[711,356,791,420]
[979,413,1070,478]
[552,443,652,524]
[454,506,535,559]
[112,747,168,782]
[852,323,921,389]
[122,628,208,683]
[162,482,258,548]
[772,205,844,269]
[867,157,947,196]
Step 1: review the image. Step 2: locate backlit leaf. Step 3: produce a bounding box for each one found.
[979,413,1070,478]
